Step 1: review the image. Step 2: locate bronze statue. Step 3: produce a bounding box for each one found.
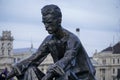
[7,4,96,80]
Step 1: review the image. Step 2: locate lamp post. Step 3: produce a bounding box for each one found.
[76,28,80,39]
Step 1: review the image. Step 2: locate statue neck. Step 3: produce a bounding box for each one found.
[54,27,65,40]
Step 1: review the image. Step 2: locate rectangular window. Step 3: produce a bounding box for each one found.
[102,59,106,65]
[118,59,119,64]
[113,77,116,80]
[100,69,105,74]
[117,69,120,79]
[113,59,115,64]
[2,50,4,55]
[113,68,115,74]
[8,50,11,55]
[102,76,105,80]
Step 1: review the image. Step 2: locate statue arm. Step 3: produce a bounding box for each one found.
[47,37,80,76]
[7,36,51,79]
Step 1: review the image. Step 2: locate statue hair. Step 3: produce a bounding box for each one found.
[41,4,62,18]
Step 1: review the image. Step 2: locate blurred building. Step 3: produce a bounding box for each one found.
[93,42,120,80]
[0,31,14,72]
[0,31,34,72]
[0,31,53,75]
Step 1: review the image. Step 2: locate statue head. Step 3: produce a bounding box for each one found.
[41,4,62,34]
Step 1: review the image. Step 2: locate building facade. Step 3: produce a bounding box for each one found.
[0,31,53,75]
[93,42,120,80]
[0,31,14,72]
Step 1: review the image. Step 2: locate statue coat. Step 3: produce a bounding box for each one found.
[12,29,96,80]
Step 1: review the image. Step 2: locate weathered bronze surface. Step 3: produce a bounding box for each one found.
[7,4,96,80]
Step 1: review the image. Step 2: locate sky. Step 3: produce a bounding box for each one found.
[0,0,120,56]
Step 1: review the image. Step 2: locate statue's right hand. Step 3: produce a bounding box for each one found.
[41,73,53,80]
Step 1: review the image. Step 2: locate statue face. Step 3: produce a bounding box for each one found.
[42,14,60,34]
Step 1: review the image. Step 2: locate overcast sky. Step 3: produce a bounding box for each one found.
[0,0,120,56]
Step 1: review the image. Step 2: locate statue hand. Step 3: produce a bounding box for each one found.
[41,73,53,80]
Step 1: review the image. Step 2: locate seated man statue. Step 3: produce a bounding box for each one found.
[7,4,96,80]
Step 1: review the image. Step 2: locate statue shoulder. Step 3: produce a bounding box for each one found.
[64,29,80,42]
[44,35,53,41]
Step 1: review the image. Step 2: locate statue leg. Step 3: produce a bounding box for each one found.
[16,66,45,80]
